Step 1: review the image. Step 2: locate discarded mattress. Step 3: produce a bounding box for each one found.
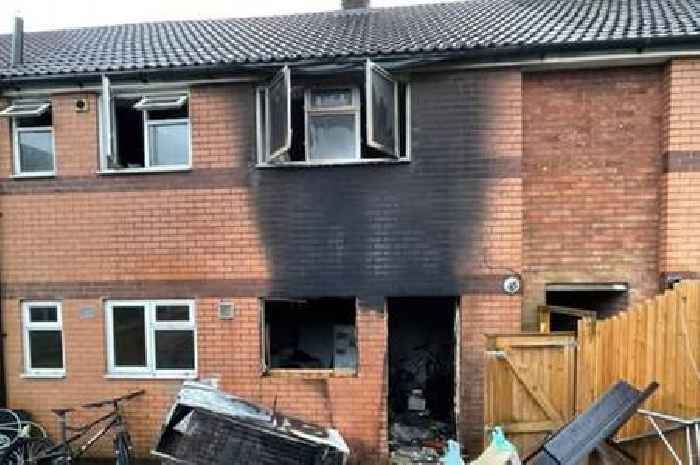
[153,381,349,465]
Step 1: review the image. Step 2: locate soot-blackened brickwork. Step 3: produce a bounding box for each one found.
[251,70,522,299]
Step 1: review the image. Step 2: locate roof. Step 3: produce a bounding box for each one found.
[2,0,700,80]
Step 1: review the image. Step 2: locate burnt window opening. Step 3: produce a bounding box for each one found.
[263,298,357,372]
[545,283,629,332]
[257,62,410,165]
[100,77,190,171]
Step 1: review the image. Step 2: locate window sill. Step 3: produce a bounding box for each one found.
[11,173,56,180]
[256,158,410,169]
[21,372,65,379]
[97,166,191,175]
[264,369,357,379]
[104,373,197,380]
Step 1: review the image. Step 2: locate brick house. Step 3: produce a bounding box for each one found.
[0,0,699,462]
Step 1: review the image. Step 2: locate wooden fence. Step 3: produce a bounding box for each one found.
[577,281,700,464]
[485,281,700,464]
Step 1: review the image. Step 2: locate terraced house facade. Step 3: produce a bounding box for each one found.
[1,0,700,462]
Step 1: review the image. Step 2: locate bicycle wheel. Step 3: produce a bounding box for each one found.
[0,410,22,450]
[113,432,132,465]
[0,434,54,465]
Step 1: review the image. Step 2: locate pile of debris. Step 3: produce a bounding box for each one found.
[153,382,349,465]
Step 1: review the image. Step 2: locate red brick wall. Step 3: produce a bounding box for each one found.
[660,59,700,278]
[522,66,665,329]
[0,72,523,463]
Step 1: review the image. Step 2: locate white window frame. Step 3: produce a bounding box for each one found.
[304,87,361,162]
[143,111,191,169]
[366,60,400,158]
[105,299,197,378]
[98,84,192,174]
[255,73,411,168]
[22,301,65,378]
[12,124,56,177]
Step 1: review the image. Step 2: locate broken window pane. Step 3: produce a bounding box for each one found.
[112,306,146,367]
[148,121,189,166]
[308,114,357,161]
[114,99,145,168]
[30,306,58,323]
[29,330,63,369]
[155,330,195,370]
[264,298,357,371]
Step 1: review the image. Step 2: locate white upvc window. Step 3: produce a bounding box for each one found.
[105,300,196,378]
[99,76,190,173]
[256,61,408,166]
[304,87,361,162]
[1,101,55,177]
[22,301,65,377]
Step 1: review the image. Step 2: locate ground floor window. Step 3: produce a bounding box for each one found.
[22,301,64,377]
[263,298,357,372]
[105,300,196,377]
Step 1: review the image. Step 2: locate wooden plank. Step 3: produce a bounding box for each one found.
[502,350,564,423]
[500,421,560,434]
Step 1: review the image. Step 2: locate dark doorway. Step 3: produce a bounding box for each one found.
[387,297,457,453]
[545,283,628,331]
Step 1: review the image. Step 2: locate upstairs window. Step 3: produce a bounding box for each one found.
[22,301,65,377]
[100,77,190,172]
[257,61,410,165]
[0,101,55,176]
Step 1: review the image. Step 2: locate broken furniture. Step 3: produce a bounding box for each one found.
[617,409,700,465]
[153,382,349,465]
[523,380,658,465]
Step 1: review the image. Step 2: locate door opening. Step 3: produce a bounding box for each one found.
[387,297,457,460]
[545,283,628,331]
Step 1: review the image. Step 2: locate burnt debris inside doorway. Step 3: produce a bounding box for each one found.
[388,297,457,461]
[545,283,628,331]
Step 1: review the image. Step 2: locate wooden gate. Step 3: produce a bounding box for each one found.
[484,333,577,456]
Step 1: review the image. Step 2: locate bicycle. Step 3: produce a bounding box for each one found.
[0,390,145,465]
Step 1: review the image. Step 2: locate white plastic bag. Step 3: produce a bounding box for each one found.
[469,427,521,465]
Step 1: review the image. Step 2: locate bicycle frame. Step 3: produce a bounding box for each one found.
[37,405,125,462]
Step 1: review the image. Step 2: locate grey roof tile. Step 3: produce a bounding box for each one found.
[1,0,700,79]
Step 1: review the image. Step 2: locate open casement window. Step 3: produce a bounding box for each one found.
[263,66,292,163]
[22,301,65,377]
[1,101,55,176]
[100,75,190,171]
[366,60,400,158]
[105,300,196,377]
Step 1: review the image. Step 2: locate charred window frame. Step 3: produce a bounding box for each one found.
[105,300,197,378]
[261,298,358,374]
[99,76,191,173]
[22,301,65,378]
[256,61,411,166]
[1,101,55,177]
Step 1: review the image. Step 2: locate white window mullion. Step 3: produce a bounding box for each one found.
[147,302,156,375]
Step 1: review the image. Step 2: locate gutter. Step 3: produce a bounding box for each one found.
[2,34,700,90]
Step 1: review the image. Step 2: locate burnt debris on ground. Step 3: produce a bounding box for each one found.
[153,382,349,465]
